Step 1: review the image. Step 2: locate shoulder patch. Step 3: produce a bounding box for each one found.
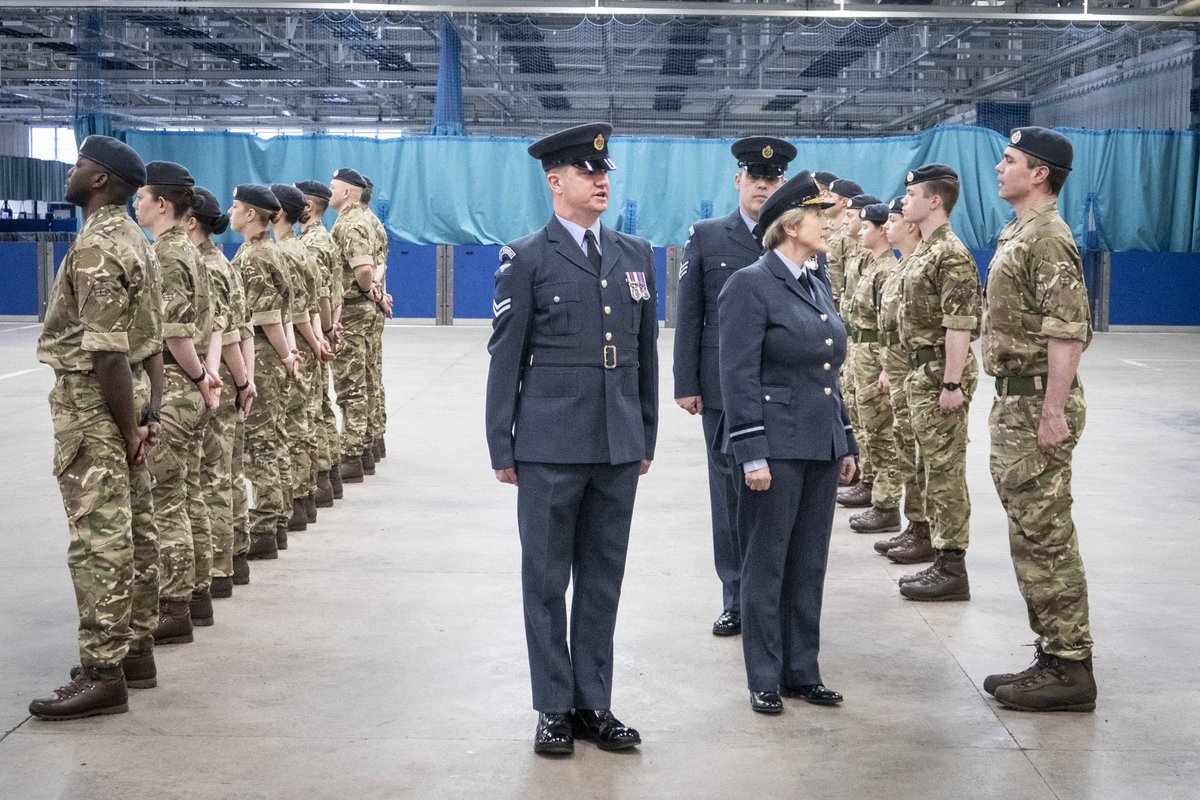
[499,245,516,263]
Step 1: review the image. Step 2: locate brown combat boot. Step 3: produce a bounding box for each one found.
[29,665,128,720]
[314,471,334,507]
[153,598,194,645]
[340,455,364,484]
[210,576,233,599]
[886,521,934,564]
[276,521,288,551]
[189,589,214,627]
[850,506,901,533]
[984,645,1052,696]
[72,650,157,690]
[836,480,872,508]
[994,654,1096,712]
[899,549,970,601]
[874,520,915,554]
[248,532,278,560]
[304,493,317,524]
[232,552,252,582]
[287,499,308,532]
[361,447,376,475]
[376,437,387,459]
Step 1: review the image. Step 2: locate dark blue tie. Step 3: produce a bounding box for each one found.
[584,229,602,272]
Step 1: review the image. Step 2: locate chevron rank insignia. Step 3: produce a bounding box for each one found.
[493,297,512,318]
[678,260,689,280]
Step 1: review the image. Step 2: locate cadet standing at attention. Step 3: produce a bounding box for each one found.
[135,162,221,642]
[486,123,658,756]
[361,176,391,465]
[673,135,794,637]
[982,128,1097,712]
[328,168,378,484]
[296,179,342,506]
[229,185,294,560]
[896,165,982,601]
[873,197,931,560]
[31,136,154,719]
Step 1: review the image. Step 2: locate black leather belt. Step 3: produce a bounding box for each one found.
[527,346,638,369]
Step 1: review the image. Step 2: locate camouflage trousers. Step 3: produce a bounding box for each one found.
[232,411,249,556]
[840,340,868,479]
[49,373,133,668]
[905,351,978,551]
[246,337,290,536]
[130,369,161,654]
[990,385,1092,660]
[334,302,373,458]
[286,341,317,501]
[315,362,335,473]
[366,306,387,442]
[148,366,210,600]
[853,340,900,509]
[880,346,926,522]
[205,366,238,579]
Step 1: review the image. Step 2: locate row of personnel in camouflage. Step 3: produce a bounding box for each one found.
[673,127,1096,713]
[31,135,393,721]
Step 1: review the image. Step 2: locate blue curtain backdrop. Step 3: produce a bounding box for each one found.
[123,125,1200,252]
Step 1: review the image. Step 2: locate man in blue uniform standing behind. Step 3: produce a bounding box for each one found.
[673,136,795,637]
[485,123,659,756]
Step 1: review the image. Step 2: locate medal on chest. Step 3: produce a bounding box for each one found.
[625,272,650,302]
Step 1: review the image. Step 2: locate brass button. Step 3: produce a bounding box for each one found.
[764,395,771,401]
[824,387,832,396]
[605,332,613,342]
[823,363,831,371]
[604,306,612,315]
[825,338,833,346]
[601,279,608,288]
[820,314,828,321]
[553,296,561,303]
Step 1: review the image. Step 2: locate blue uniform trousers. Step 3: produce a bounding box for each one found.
[701,408,742,615]
[516,460,640,713]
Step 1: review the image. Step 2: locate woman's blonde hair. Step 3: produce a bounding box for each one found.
[762,206,820,250]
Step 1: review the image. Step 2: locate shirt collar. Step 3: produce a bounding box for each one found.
[555,214,602,254]
[739,209,757,233]
[772,248,806,280]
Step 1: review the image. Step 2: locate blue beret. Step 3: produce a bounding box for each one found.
[294,180,331,200]
[233,183,281,212]
[528,123,617,172]
[905,164,959,186]
[332,168,367,188]
[78,135,146,188]
[753,170,835,245]
[848,193,882,210]
[830,178,864,199]
[1008,127,1073,171]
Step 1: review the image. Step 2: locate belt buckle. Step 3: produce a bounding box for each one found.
[603,345,617,369]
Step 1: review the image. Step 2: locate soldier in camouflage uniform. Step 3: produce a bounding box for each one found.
[844,202,902,534]
[228,214,255,584]
[328,168,379,483]
[135,162,221,641]
[361,177,391,466]
[272,183,333,532]
[981,128,1097,712]
[229,184,296,560]
[296,179,342,506]
[30,136,153,719]
[873,198,930,559]
[894,164,982,601]
[187,188,255,599]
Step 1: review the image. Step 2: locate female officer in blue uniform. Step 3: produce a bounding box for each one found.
[717,171,858,714]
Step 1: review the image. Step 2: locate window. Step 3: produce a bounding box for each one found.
[28,127,78,165]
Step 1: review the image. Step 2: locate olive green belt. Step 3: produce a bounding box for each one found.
[907,346,944,367]
[851,329,879,344]
[995,375,1080,397]
[878,330,899,346]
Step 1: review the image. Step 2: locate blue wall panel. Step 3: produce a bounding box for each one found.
[1110,252,1200,326]
[0,243,39,316]
[453,244,500,320]
[391,243,437,319]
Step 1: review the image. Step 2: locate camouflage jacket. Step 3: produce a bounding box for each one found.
[233,229,290,331]
[877,254,906,339]
[362,205,388,271]
[198,239,242,347]
[898,223,981,351]
[37,204,155,371]
[845,248,898,332]
[276,229,320,323]
[298,221,338,306]
[155,226,216,355]
[330,205,377,303]
[982,199,1092,377]
[825,226,861,307]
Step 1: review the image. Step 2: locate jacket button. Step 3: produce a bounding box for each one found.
[720,262,727,267]
[601,279,608,288]
[825,338,833,346]
[764,395,771,401]
[604,306,612,315]
[824,387,832,395]
[605,332,613,341]
[823,363,831,371]
[820,314,828,321]
[553,296,561,303]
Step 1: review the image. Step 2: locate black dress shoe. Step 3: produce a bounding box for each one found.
[750,691,783,714]
[534,712,574,755]
[712,611,741,637]
[571,709,641,751]
[780,684,844,705]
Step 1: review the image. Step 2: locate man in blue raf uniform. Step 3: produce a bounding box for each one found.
[485,123,659,756]
[673,135,795,637]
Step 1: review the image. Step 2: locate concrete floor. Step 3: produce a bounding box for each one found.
[0,321,1197,800]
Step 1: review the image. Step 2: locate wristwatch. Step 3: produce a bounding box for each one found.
[942,382,962,392]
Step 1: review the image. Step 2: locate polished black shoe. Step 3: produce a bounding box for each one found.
[712,610,741,637]
[247,533,278,561]
[533,712,574,755]
[210,576,233,599]
[780,684,844,705]
[571,709,641,751]
[750,691,783,714]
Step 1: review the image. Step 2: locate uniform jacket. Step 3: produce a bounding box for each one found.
[716,250,857,465]
[672,210,762,409]
[486,216,659,468]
